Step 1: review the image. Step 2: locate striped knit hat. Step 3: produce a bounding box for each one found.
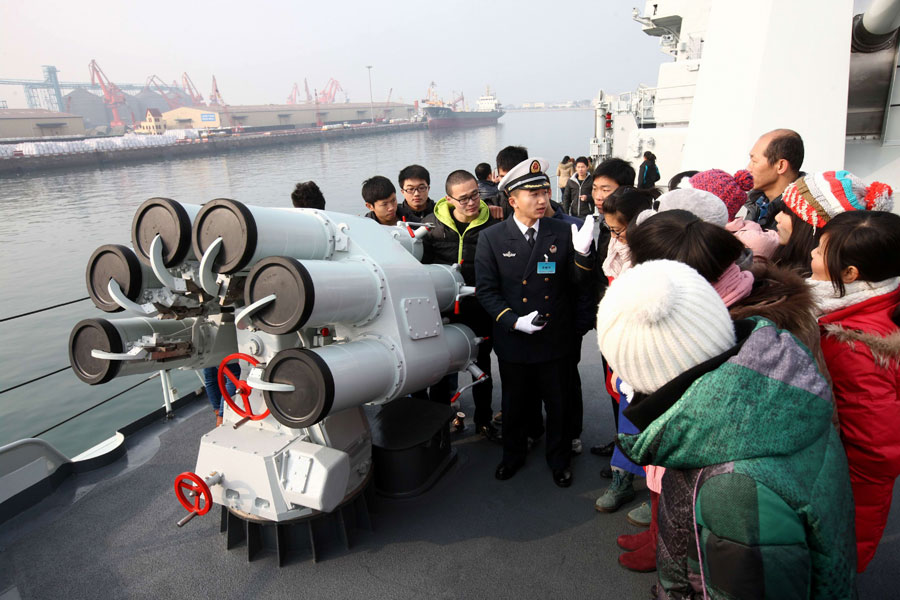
[688,169,754,220]
[782,171,894,230]
[596,259,736,394]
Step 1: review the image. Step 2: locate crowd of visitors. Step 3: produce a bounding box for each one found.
[269,128,897,595]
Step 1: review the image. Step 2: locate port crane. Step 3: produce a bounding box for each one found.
[304,78,313,102]
[209,75,240,130]
[317,78,344,103]
[144,75,184,110]
[182,73,205,106]
[88,59,134,127]
[287,82,301,104]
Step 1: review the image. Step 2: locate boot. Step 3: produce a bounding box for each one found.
[626,501,652,527]
[617,526,653,551]
[594,468,635,512]
[618,491,659,572]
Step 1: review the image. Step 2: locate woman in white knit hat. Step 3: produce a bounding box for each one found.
[597,260,856,598]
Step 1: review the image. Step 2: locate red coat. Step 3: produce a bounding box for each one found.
[819,287,900,570]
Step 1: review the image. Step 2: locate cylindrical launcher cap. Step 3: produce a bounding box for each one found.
[131,197,194,267]
[263,348,335,429]
[68,318,123,384]
[85,244,144,313]
[191,198,257,274]
[244,257,315,334]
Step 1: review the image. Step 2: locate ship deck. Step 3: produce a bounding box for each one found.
[0,331,897,599]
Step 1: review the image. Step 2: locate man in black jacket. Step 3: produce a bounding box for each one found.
[744,129,804,230]
[423,170,500,440]
[562,156,594,218]
[397,164,436,222]
[475,157,595,487]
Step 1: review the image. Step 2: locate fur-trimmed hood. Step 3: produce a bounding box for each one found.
[729,262,819,350]
[822,323,900,369]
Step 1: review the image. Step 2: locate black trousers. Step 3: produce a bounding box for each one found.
[498,358,570,471]
[566,334,585,440]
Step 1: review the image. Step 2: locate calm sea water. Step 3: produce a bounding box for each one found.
[0,109,594,457]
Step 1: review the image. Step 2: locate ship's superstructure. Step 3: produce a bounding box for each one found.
[593,0,900,192]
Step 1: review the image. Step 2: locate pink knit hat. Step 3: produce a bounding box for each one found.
[688,169,754,221]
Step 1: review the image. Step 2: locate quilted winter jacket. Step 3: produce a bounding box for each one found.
[619,318,857,599]
[818,288,900,568]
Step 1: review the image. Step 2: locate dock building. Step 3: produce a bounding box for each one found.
[0,109,86,138]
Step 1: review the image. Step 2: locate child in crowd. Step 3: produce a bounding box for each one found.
[597,260,857,598]
[594,187,654,514]
[773,171,892,275]
[600,187,654,281]
[809,209,900,572]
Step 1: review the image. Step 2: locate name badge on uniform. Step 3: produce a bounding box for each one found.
[537,262,556,274]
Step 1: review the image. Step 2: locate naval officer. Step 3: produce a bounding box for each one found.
[474,157,595,487]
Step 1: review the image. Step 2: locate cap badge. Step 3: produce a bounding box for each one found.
[530,160,541,174]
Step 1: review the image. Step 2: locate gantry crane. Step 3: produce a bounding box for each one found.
[182,72,205,106]
[88,59,134,127]
[317,78,344,104]
[144,75,184,110]
[209,75,239,130]
[304,78,313,102]
[287,82,301,104]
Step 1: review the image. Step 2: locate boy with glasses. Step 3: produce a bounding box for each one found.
[397,164,436,222]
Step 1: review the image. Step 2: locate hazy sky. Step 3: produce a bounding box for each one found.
[2,0,669,109]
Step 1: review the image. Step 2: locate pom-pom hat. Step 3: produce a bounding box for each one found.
[782,171,894,230]
[596,260,736,394]
[654,188,729,226]
[688,169,754,220]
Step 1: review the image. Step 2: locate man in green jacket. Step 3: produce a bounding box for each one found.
[423,169,500,440]
[597,259,856,599]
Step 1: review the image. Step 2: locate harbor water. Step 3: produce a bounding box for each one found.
[0,109,594,457]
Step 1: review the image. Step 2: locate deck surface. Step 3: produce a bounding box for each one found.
[1,331,897,599]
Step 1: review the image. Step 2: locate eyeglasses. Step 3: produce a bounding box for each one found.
[402,184,429,195]
[449,191,481,205]
[610,226,626,239]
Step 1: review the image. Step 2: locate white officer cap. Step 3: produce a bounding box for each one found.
[498,157,551,193]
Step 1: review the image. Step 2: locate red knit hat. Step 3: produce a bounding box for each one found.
[688,169,754,221]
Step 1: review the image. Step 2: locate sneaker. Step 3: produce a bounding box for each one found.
[571,438,583,455]
[594,469,635,513]
[626,501,651,527]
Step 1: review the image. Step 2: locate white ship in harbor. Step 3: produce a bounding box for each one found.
[592,0,900,193]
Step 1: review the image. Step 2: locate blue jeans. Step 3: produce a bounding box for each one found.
[202,363,240,415]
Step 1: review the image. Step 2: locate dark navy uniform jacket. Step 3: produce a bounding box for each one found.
[474,216,594,364]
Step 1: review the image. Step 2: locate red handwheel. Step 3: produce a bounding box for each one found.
[218,353,269,421]
[174,472,212,516]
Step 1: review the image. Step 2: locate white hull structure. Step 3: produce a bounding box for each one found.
[593,0,900,199]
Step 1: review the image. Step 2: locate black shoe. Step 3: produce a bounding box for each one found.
[476,423,502,443]
[600,466,613,479]
[553,468,573,488]
[495,462,522,481]
[590,441,616,457]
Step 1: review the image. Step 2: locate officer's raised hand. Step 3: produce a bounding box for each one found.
[571,214,595,255]
[514,310,546,334]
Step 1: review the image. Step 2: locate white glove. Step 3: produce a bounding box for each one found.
[514,310,546,334]
[571,214,595,255]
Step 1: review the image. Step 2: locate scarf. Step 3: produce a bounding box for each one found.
[807,276,900,317]
[712,263,755,307]
[602,236,632,279]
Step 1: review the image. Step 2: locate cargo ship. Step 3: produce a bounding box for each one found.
[422,85,505,129]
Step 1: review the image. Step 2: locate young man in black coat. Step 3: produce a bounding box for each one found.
[475,157,595,487]
[422,170,500,440]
